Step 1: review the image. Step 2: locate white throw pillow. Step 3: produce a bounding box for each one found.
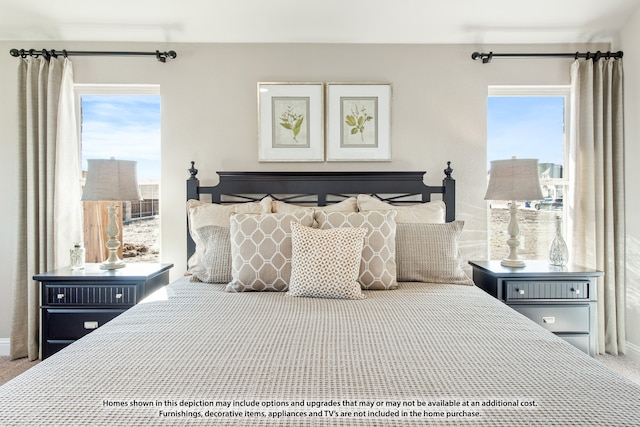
[356,194,445,223]
[186,198,272,273]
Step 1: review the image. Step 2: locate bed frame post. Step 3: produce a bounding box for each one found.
[187,161,199,200]
[443,161,456,222]
[186,161,200,260]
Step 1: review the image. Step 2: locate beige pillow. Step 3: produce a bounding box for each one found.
[396,221,473,285]
[190,225,232,284]
[272,197,358,214]
[226,210,314,292]
[186,198,272,273]
[356,194,445,223]
[287,222,366,300]
[315,210,398,290]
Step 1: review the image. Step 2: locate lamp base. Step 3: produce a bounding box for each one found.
[500,258,526,268]
[100,260,126,270]
[101,205,126,270]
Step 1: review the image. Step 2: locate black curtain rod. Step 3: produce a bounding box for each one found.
[471,50,623,64]
[9,48,177,63]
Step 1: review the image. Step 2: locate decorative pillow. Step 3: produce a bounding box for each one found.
[287,222,366,300]
[356,194,445,223]
[190,225,232,284]
[395,221,473,285]
[315,210,398,290]
[272,197,358,214]
[226,210,314,292]
[186,198,272,273]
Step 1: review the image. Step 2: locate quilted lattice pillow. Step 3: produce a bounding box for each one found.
[190,225,232,284]
[287,222,366,300]
[226,210,314,292]
[315,210,398,290]
[396,221,473,285]
[356,194,445,223]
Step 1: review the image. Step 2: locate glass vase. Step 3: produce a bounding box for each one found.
[549,216,569,266]
[70,244,85,270]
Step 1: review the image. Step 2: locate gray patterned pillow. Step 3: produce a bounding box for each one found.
[396,221,473,285]
[315,210,398,290]
[287,222,366,300]
[190,225,232,284]
[226,210,314,292]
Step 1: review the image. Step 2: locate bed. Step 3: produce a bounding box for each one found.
[1,163,640,426]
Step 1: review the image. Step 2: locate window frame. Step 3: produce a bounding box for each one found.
[74,84,161,263]
[487,85,571,259]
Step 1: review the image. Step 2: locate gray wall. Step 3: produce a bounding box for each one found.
[3,41,632,355]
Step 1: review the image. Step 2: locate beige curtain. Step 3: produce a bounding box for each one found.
[11,56,82,361]
[569,58,625,355]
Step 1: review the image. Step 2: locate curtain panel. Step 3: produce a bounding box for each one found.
[569,58,625,355]
[11,57,82,361]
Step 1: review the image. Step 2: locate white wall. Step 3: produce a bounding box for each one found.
[620,6,640,361]
[0,40,604,344]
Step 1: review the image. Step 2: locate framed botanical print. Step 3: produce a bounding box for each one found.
[326,83,391,161]
[258,82,324,162]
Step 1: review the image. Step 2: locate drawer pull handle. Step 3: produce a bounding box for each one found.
[115,293,123,299]
[56,293,65,300]
[517,289,525,295]
[84,321,99,330]
[571,288,580,295]
[542,316,556,324]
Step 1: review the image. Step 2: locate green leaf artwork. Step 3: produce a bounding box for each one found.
[279,105,304,143]
[345,106,373,142]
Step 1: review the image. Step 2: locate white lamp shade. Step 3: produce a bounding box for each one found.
[484,158,544,201]
[81,159,143,201]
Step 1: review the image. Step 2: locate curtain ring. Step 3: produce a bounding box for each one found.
[62,49,68,58]
[575,52,579,60]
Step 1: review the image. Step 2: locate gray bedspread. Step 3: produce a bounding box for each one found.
[1,278,639,426]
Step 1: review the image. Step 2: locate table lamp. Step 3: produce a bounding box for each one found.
[81,158,143,269]
[484,157,543,268]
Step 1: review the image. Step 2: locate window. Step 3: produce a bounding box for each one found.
[487,86,570,261]
[76,85,161,263]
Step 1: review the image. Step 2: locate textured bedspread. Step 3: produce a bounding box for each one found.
[1,278,639,426]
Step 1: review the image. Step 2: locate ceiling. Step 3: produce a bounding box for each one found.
[1,0,639,45]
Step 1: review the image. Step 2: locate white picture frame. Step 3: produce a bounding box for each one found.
[326,83,391,161]
[258,82,324,162]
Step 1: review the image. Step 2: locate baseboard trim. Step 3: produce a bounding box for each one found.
[626,341,640,363]
[0,338,9,356]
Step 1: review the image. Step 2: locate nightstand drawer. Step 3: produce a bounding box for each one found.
[505,281,588,300]
[44,308,126,339]
[43,285,137,305]
[511,304,590,333]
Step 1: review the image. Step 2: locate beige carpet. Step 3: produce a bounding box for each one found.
[0,356,39,386]
[1,353,639,387]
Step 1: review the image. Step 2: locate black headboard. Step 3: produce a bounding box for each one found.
[186,161,456,259]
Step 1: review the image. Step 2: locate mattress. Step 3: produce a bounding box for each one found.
[1,277,639,426]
